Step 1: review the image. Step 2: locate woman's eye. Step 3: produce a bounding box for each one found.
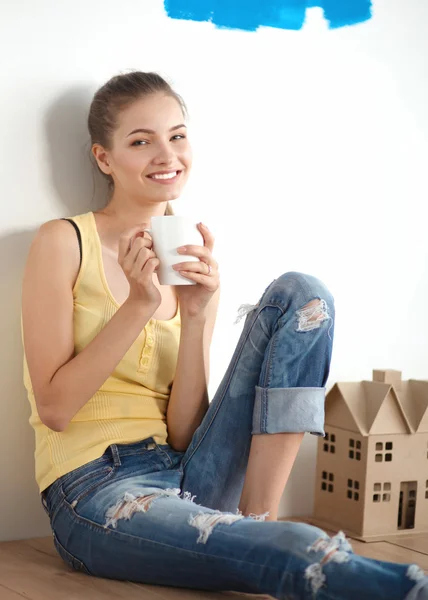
[131,140,148,146]
[171,134,186,141]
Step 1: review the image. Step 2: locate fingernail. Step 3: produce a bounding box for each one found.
[177,246,186,252]
[199,222,207,229]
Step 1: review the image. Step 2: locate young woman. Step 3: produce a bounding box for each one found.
[21,71,428,599]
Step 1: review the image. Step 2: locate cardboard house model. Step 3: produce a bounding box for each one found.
[312,370,428,542]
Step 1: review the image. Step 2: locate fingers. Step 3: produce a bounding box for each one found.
[122,238,151,272]
[131,245,156,276]
[176,268,218,290]
[175,222,215,260]
[173,261,212,275]
[118,224,152,264]
[177,246,218,268]
[141,256,160,279]
[197,222,215,253]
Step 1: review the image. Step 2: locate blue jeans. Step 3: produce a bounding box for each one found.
[42,272,428,599]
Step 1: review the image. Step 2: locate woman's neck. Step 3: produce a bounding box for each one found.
[98,194,169,231]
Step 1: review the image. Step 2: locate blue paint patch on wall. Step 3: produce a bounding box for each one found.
[164,0,373,31]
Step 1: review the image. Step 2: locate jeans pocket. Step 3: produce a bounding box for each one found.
[53,532,92,575]
[62,463,116,508]
[156,444,185,470]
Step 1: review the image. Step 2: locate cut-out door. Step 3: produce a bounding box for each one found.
[398,482,417,530]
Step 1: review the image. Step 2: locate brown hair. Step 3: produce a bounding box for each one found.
[88,71,187,216]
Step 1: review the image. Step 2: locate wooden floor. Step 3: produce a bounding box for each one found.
[1,518,427,600]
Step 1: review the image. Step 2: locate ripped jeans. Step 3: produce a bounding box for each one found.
[41,272,428,599]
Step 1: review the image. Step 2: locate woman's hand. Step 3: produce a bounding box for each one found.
[173,223,220,317]
[118,225,162,311]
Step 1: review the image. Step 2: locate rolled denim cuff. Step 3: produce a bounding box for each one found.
[252,386,325,436]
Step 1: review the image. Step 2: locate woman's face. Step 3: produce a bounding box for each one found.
[100,93,192,203]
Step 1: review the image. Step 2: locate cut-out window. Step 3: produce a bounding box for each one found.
[321,472,334,493]
[375,441,393,462]
[409,490,416,499]
[349,439,362,461]
[373,494,381,502]
[383,494,391,502]
[347,479,359,501]
[374,482,391,495]
[324,431,336,454]
[425,491,428,499]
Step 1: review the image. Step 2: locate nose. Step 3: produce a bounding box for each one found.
[152,140,176,166]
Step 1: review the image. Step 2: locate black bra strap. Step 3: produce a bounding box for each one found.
[62,218,82,268]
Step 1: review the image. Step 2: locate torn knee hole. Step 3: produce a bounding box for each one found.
[188,509,269,544]
[407,564,425,582]
[305,532,353,594]
[189,511,244,544]
[296,299,330,332]
[105,488,181,529]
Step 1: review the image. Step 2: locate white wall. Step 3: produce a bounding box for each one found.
[1,0,427,541]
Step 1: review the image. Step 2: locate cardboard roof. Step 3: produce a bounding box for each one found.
[398,380,428,433]
[325,377,428,436]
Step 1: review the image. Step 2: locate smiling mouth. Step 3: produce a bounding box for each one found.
[147,170,182,182]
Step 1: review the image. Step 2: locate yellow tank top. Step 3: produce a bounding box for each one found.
[23,211,181,493]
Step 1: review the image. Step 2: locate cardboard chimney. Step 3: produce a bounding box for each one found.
[312,370,428,542]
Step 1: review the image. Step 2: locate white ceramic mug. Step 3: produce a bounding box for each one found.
[143,216,204,286]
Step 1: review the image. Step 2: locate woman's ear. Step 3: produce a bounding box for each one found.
[92,144,111,175]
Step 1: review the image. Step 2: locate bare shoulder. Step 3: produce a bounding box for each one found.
[31,217,79,249]
[36,218,79,248]
[25,218,81,286]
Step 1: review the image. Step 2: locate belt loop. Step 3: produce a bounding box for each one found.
[110,444,122,467]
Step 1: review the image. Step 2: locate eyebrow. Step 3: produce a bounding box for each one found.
[126,124,187,137]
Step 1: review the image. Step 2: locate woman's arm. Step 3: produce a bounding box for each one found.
[166,289,220,451]
[22,220,157,432]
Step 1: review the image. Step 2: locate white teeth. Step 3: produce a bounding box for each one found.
[151,171,178,180]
